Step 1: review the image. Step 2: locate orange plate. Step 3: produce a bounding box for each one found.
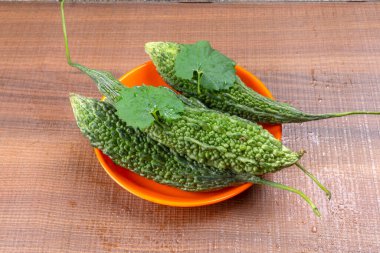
[94,61,282,207]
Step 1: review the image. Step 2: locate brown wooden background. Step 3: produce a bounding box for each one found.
[1,2,380,252]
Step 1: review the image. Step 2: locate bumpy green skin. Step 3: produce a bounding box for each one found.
[73,63,301,175]
[145,42,330,124]
[70,94,243,191]
[146,106,301,174]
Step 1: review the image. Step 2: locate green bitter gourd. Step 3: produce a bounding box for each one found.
[70,94,239,191]
[145,41,380,124]
[70,93,321,215]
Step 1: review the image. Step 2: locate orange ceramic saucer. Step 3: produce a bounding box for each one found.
[94,61,282,207]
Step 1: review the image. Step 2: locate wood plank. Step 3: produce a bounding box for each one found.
[0,2,380,252]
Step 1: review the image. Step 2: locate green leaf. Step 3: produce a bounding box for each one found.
[114,85,185,130]
[174,41,237,92]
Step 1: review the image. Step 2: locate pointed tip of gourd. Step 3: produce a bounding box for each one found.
[145,42,164,55]
[69,93,96,107]
[69,92,79,104]
[69,93,82,120]
[69,93,93,116]
[69,93,83,114]
[69,93,84,106]
[145,41,179,60]
[297,149,306,158]
[69,94,100,125]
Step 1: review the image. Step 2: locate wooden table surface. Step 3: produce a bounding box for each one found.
[1,2,380,252]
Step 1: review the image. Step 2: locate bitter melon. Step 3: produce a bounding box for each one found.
[70,93,321,215]
[70,94,240,191]
[145,41,380,124]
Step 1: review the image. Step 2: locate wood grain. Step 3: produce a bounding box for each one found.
[1,2,380,252]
